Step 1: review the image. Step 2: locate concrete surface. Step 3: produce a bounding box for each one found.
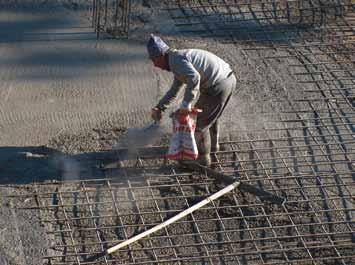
[0,4,164,264]
[0,3,161,147]
[0,2,342,265]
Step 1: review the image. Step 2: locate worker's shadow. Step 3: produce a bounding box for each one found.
[0,146,115,185]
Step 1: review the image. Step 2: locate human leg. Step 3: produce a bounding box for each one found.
[210,120,220,153]
[195,128,211,166]
[195,75,236,165]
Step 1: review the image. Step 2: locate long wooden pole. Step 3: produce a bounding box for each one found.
[85,163,284,262]
[106,181,240,255]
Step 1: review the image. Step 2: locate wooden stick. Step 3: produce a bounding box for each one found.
[106,181,240,255]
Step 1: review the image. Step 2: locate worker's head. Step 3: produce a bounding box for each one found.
[147,34,170,71]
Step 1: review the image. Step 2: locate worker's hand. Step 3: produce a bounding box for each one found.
[151,107,162,121]
[177,108,202,115]
[177,108,191,115]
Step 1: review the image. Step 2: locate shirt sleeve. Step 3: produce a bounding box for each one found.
[157,52,201,110]
[175,58,200,108]
[156,77,184,111]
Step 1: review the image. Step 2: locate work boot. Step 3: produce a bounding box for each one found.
[177,159,195,170]
[195,129,212,167]
[210,121,220,153]
[198,153,211,167]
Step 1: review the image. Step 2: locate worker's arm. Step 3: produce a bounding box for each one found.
[155,51,200,111]
[156,77,184,111]
[173,58,200,110]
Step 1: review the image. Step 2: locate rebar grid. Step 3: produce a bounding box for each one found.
[12,142,353,265]
[92,0,131,38]
[11,129,354,264]
[154,1,353,264]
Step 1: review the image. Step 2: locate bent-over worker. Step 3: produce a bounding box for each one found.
[148,34,236,167]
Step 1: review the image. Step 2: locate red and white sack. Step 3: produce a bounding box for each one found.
[167,111,199,160]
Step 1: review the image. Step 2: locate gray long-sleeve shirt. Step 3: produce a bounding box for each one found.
[157,49,232,110]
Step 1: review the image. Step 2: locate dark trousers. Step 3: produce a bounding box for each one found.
[195,74,236,156]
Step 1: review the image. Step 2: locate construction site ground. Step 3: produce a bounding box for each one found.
[0,1,354,265]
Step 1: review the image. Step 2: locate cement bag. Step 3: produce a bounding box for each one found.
[167,110,200,160]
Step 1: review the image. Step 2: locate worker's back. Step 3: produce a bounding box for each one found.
[169,49,232,91]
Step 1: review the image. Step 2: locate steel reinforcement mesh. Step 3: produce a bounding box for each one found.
[8,1,355,264]
[91,0,131,38]
[16,140,354,265]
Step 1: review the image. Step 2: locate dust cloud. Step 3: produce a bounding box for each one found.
[52,155,81,181]
[114,122,167,157]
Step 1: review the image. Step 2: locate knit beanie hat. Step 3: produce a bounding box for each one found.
[147,34,170,59]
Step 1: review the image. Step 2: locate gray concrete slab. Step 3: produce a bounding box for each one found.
[0,4,163,146]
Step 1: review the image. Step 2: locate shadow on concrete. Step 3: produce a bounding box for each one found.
[0,146,106,184]
[0,2,146,80]
[0,3,88,42]
[0,145,168,185]
[177,19,315,44]
[1,44,145,80]
[166,1,351,44]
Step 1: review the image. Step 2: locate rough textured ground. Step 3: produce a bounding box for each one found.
[0,1,353,265]
[0,1,285,149]
[0,3,309,264]
[0,187,49,265]
[0,2,160,148]
[0,2,160,264]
